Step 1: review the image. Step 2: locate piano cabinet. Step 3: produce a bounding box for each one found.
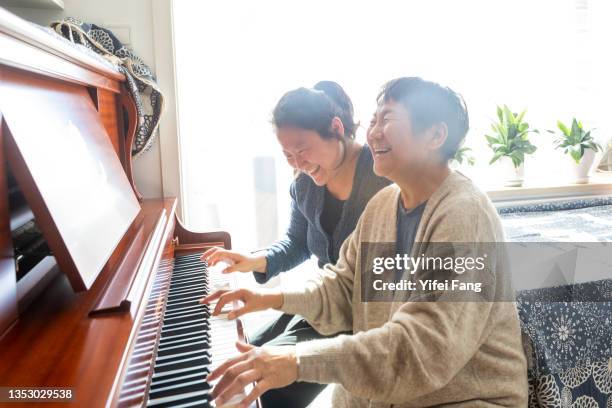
[0,7,248,408]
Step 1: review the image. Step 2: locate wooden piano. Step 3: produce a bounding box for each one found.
[0,7,252,408]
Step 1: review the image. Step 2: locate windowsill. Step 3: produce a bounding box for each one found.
[484,171,612,205]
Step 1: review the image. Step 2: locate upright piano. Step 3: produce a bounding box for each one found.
[0,8,251,407]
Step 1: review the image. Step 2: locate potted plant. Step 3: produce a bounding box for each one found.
[485,105,537,187]
[451,146,475,169]
[549,118,601,184]
[453,146,476,166]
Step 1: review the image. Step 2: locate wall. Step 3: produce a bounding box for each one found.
[3,0,164,199]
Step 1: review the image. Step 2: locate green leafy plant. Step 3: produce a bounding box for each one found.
[485,105,537,168]
[549,118,601,164]
[453,146,475,166]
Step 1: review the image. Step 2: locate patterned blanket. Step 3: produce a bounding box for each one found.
[49,17,163,157]
[500,199,612,408]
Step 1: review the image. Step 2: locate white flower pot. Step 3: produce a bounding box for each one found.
[569,149,596,184]
[500,158,524,187]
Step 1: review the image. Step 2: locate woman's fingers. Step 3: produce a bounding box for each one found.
[207,351,250,382]
[200,246,220,261]
[212,360,255,400]
[206,249,232,267]
[212,290,247,316]
[222,263,242,274]
[199,289,229,305]
[235,341,254,353]
[202,290,263,318]
[227,305,253,320]
[209,344,298,408]
[214,369,261,407]
[237,379,271,408]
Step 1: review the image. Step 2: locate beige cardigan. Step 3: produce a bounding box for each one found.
[280,172,528,407]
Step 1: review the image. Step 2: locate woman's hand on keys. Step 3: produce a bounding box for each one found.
[199,288,283,320]
[208,341,298,408]
[200,247,267,274]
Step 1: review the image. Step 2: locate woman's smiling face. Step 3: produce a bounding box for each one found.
[277,122,344,186]
[367,100,434,181]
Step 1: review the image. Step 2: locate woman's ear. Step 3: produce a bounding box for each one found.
[427,122,448,151]
[330,116,345,139]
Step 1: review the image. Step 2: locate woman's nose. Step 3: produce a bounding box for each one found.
[294,156,306,169]
[367,125,382,141]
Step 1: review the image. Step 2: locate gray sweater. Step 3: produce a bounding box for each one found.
[280,172,528,407]
[256,145,391,283]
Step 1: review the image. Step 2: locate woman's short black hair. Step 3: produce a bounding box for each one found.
[377,77,469,161]
[272,81,357,139]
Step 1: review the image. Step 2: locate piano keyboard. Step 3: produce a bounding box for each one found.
[118,253,251,408]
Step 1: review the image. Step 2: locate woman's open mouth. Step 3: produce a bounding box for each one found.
[307,165,321,176]
[373,147,391,156]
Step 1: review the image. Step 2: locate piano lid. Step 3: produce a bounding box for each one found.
[0,66,140,291]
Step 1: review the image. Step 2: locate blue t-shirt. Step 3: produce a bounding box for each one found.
[395,198,427,258]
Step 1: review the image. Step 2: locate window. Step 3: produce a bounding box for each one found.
[172,0,612,249]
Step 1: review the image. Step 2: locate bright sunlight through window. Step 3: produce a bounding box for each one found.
[173,0,612,249]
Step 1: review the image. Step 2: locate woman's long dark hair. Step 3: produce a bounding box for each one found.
[272,81,357,139]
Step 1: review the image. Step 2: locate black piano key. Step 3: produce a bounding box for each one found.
[148,379,212,401]
[167,283,207,295]
[171,268,207,276]
[165,301,208,312]
[175,254,204,263]
[154,354,212,373]
[150,367,209,388]
[173,258,204,264]
[162,307,209,321]
[158,337,210,351]
[158,332,212,350]
[164,302,209,313]
[164,302,205,317]
[150,373,209,392]
[160,323,209,336]
[159,329,210,345]
[168,286,206,295]
[169,278,207,288]
[155,349,211,364]
[165,296,205,308]
[168,398,212,408]
[170,270,206,277]
[174,262,204,268]
[166,291,207,303]
[161,324,210,339]
[152,364,211,381]
[174,256,206,263]
[168,281,207,290]
[166,290,208,301]
[162,317,209,330]
[170,273,207,281]
[172,267,207,275]
[169,280,208,290]
[147,389,212,408]
[169,271,206,278]
[163,306,208,316]
[162,311,209,324]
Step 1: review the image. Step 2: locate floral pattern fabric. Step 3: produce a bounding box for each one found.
[501,200,612,407]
